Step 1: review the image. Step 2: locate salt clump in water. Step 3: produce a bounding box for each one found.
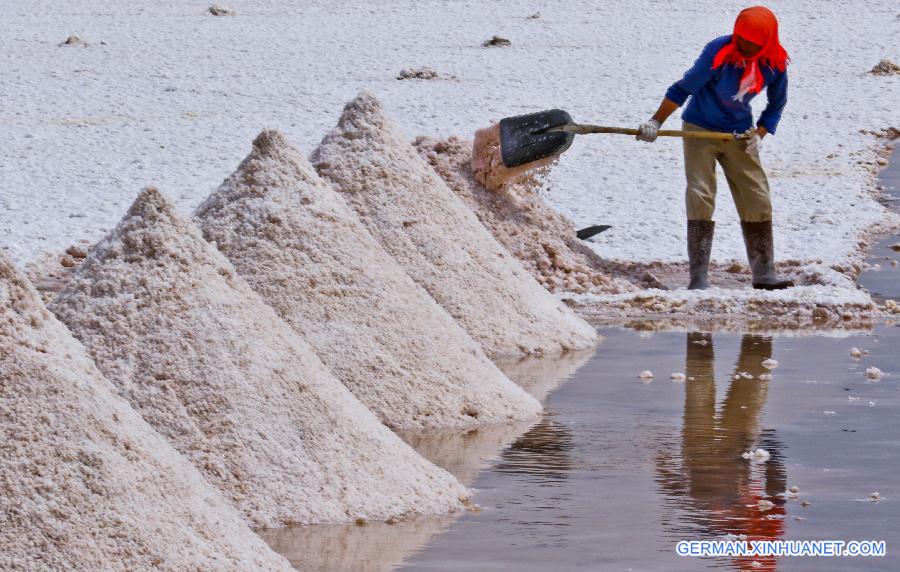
[50,187,470,527]
[0,252,290,570]
[865,367,883,380]
[638,370,654,379]
[670,372,686,382]
[742,448,771,463]
[312,92,597,358]
[761,358,778,369]
[757,499,775,511]
[195,130,541,429]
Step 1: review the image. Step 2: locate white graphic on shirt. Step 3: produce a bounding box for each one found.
[732,59,758,103]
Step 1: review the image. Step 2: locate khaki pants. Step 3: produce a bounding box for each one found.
[682,121,772,222]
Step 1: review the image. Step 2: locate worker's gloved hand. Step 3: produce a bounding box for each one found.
[745,130,762,158]
[636,119,661,142]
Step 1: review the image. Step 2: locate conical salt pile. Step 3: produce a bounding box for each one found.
[0,253,289,571]
[312,92,598,358]
[49,187,469,528]
[195,130,541,430]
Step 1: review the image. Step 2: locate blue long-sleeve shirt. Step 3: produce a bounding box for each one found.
[665,35,788,134]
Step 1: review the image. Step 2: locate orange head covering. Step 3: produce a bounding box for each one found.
[712,6,789,97]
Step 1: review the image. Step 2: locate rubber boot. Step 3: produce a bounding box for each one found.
[740,220,794,290]
[687,220,715,290]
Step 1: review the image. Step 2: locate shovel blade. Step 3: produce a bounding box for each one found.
[499,109,575,168]
[576,225,612,240]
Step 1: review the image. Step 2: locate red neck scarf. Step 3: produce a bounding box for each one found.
[712,6,789,99]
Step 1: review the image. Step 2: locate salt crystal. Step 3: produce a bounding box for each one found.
[208,4,235,16]
[397,67,439,81]
[59,35,88,47]
[850,347,863,358]
[868,401,876,407]
[742,448,770,463]
[848,395,860,401]
[638,370,654,379]
[670,372,686,382]
[761,358,779,369]
[824,410,837,415]
[865,367,883,380]
[870,492,881,501]
[789,485,800,494]
[757,499,775,511]
[758,373,772,381]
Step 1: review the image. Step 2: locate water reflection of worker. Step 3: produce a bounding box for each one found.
[656,333,786,571]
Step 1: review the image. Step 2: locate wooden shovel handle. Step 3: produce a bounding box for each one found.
[553,124,746,140]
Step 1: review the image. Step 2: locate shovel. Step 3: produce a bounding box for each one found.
[499,109,748,168]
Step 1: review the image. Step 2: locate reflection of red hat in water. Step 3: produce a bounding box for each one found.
[713,6,790,98]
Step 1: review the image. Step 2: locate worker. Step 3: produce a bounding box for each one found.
[637,6,794,290]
